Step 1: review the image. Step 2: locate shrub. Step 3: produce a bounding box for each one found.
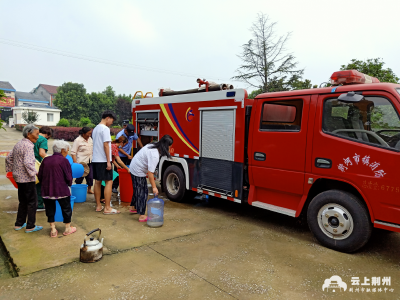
[112,125,122,129]
[86,123,96,129]
[15,124,26,131]
[110,128,122,136]
[80,117,91,127]
[68,119,80,127]
[57,118,70,127]
[51,127,81,141]
[51,126,118,141]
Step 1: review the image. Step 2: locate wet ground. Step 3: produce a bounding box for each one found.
[0,127,400,300]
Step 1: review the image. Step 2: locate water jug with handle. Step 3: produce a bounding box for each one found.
[147,195,164,227]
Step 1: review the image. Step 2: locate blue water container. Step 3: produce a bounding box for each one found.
[71,184,88,203]
[54,196,76,222]
[65,155,73,164]
[147,196,164,227]
[71,163,84,178]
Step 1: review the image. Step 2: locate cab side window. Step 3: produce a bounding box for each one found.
[260,100,303,131]
[323,96,400,150]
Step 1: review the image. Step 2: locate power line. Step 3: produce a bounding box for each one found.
[0,38,238,83]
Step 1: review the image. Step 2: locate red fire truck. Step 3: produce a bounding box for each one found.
[132,71,400,253]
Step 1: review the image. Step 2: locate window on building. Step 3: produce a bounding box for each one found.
[260,100,303,131]
[47,113,54,122]
[323,96,400,150]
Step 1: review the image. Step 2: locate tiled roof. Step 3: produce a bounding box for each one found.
[0,81,16,91]
[39,84,58,95]
[15,91,49,102]
[15,103,60,110]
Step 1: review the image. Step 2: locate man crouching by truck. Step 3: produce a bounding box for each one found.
[92,110,120,215]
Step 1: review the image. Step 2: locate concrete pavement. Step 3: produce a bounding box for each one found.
[0,127,400,299]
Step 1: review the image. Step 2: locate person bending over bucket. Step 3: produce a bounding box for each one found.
[129,135,173,222]
[38,140,77,237]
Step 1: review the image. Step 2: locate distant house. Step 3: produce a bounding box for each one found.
[14,91,61,126]
[32,84,58,107]
[0,81,16,121]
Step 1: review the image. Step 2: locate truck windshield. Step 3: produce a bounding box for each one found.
[323,96,400,150]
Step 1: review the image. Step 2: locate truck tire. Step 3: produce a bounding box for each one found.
[162,165,186,202]
[307,190,372,253]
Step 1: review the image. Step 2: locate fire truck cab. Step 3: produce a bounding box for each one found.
[132,71,400,253]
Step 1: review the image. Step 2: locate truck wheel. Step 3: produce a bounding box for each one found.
[162,165,186,202]
[307,190,372,253]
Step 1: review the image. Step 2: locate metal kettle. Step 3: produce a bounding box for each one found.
[80,228,103,263]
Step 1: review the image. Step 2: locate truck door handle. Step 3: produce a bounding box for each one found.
[254,152,266,161]
[315,158,332,169]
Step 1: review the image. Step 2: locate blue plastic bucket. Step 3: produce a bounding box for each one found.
[54,196,76,222]
[71,163,84,178]
[71,184,88,203]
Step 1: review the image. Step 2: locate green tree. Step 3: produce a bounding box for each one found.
[340,58,399,83]
[0,90,7,130]
[248,89,263,99]
[115,94,132,124]
[232,13,304,93]
[54,82,91,120]
[248,77,316,99]
[88,86,116,124]
[291,78,317,90]
[22,110,40,124]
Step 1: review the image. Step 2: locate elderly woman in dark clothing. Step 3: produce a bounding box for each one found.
[38,140,77,238]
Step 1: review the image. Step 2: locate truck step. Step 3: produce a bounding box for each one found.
[251,201,296,217]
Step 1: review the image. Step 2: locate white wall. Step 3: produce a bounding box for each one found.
[13,108,61,126]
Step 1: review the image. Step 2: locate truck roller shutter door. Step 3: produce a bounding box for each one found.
[201,109,235,161]
[200,109,235,195]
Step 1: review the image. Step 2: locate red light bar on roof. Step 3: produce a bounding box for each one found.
[330,70,380,85]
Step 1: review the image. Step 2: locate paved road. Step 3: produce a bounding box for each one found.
[0,127,399,300]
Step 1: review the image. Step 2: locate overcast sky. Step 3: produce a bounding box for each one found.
[1,0,399,96]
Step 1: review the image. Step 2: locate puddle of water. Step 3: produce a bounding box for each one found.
[3,211,17,214]
[0,185,17,191]
[5,196,11,199]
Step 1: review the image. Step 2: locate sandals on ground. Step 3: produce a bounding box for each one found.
[63,227,77,236]
[103,208,121,215]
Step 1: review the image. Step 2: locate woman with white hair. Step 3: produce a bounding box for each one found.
[6,124,43,233]
[38,140,76,237]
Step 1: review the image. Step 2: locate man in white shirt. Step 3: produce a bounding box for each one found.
[92,110,120,214]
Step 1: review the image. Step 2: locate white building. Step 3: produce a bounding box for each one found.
[13,104,61,126]
[14,91,61,126]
